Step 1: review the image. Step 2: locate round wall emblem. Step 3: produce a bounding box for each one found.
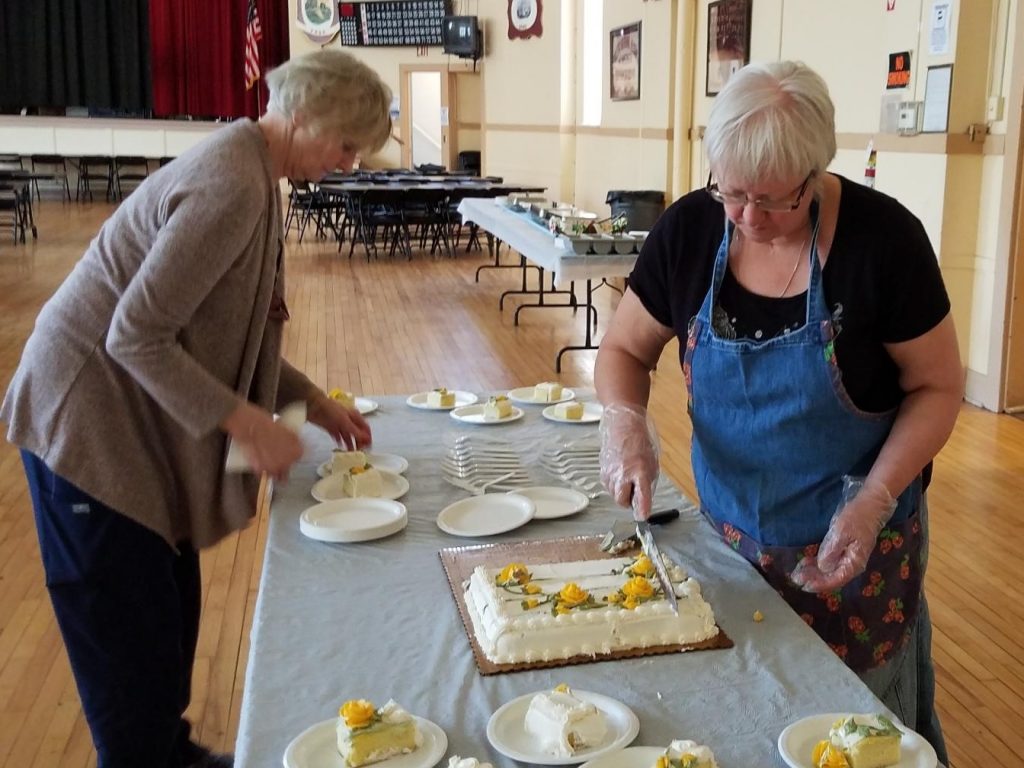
[297,0,340,45]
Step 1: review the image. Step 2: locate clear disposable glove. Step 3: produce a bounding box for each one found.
[598,402,660,520]
[791,476,898,593]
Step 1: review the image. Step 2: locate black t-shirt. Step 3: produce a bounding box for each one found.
[628,174,951,414]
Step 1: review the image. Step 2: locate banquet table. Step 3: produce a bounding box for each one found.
[456,198,638,286]
[235,394,885,768]
[457,198,643,371]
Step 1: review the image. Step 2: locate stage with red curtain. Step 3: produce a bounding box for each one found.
[149,0,289,119]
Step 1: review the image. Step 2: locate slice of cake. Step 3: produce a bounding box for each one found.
[342,465,383,498]
[427,387,456,408]
[655,739,719,768]
[330,450,367,475]
[483,395,513,420]
[533,381,564,402]
[814,714,902,768]
[524,684,607,757]
[447,758,494,768]
[464,553,718,664]
[336,699,422,767]
[329,388,357,409]
[553,401,584,420]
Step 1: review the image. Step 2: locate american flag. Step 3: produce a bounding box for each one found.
[244,0,262,91]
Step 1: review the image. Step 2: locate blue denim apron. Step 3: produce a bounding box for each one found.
[683,212,924,672]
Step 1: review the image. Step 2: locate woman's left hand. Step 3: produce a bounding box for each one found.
[791,478,897,593]
[306,391,372,450]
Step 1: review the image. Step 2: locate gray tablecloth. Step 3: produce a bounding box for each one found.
[235,395,882,768]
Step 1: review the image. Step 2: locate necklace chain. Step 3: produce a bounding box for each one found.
[732,228,811,299]
[777,234,810,298]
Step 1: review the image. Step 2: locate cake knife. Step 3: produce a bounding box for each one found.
[636,520,679,615]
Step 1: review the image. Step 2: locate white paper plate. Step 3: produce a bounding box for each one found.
[541,402,603,424]
[777,713,937,768]
[436,493,535,537]
[486,690,640,765]
[449,404,524,425]
[406,390,478,410]
[311,470,410,503]
[507,486,589,519]
[317,452,409,478]
[283,715,447,768]
[299,499,408,543]
[507,386,576,405]
[579,747,665,768]
[354,397,379,415]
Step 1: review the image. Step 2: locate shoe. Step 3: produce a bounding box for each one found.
[186,751,234,768]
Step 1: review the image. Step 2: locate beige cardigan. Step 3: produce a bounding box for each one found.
[1,120,316,548]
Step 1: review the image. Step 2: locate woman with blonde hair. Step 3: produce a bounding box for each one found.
[2,49,391,768]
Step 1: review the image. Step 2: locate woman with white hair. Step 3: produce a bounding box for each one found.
[596,61,960,761]
[1,50,391,768]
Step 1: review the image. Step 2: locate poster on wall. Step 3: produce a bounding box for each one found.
[610,22,641,101]
[886,51,911,89]
[296,0,340,45]
[706,0,751,96]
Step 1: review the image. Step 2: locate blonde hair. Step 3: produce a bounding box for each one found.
[706,61,836,187]
[265,50,392,155]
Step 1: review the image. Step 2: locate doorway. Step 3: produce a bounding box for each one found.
[409,71,443,168]
[399,63,480,171]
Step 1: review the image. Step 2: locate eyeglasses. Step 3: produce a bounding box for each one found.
[705,172,814,212]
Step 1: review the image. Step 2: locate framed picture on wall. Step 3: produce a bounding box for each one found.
[610,22,641,101]
[706,0,752,96]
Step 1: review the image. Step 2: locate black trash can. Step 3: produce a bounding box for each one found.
[605,189,665,232]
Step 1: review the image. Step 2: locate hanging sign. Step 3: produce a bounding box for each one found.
[887,51,911,89]
[297,0,340,45]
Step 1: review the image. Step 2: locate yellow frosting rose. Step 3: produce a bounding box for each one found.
[524,583,542,595]
[629,554,656,577]
[339,699,376,729]
[623,595,639,610]
[557,582,590,608]
[812,740,850,768]
[621,576,655,599]
[497,563,532,585]
[655,756,670,768]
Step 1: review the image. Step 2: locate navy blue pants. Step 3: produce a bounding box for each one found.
[23,451,207,768]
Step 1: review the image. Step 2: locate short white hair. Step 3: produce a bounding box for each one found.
[265,49,392,155]
[706,61,836,187]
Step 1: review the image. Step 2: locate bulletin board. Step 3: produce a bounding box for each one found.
[338,0,449,46]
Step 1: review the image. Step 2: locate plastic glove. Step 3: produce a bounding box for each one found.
[791,476,898,593]
[599,402,660,520]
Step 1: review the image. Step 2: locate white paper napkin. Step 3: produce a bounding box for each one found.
[225,401,307,473]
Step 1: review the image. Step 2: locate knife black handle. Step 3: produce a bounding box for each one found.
[628,485,678,526]
[647,508,679,525]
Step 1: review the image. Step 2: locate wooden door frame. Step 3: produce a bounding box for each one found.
[997,3,1024,410]
[399,62,478,170]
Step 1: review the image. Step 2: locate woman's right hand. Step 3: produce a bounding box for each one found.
[223,402,304,480]
[599,402,661,519]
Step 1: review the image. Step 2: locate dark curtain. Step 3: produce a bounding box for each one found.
[150,0,288,119]
[0,0,151,111]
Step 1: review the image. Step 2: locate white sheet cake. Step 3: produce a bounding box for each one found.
[463,553,718,664]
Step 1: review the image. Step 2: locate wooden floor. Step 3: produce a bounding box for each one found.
[0,200,1019,767]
